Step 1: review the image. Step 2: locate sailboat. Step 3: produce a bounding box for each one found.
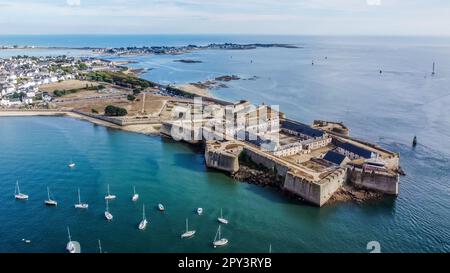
[131,186,139,202]
[14,180,29,200]
[44,187,58,206]
[66,227,81,253]
[138,204,148,230]
[181,218,196,239]
[217,208,228,224]
[74,188,88,209]
[68,158,76,168]
[104,199,113,221]
[104,184,116,200]
[212,225,228,248]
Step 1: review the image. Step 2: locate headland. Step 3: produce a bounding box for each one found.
[0,53,402,207]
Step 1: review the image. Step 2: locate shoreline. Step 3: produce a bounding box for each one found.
[0,110,161,136]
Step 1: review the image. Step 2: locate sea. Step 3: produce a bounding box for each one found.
[0,35,449,253]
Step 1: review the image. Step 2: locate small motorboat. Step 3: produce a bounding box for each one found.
[158,203,165,211]
[197,208,203,215]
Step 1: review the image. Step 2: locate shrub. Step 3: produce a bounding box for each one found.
[104,105,128,116]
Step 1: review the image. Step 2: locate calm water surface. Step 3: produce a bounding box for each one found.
[0,35,449,252]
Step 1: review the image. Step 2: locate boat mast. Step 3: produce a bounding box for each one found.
[432,62,436,76]
[16,181,19,195]
[106,199,109,212]
[98,240,102,253]
[67,227,72,242]
[186,218,188,232]
[78,188,81,204]
[133,186,136,195]
[142,204,146,220]
[47,187,50,200]
[220,208,223,218]
[107,184,110,195]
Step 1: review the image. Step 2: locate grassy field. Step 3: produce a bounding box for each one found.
[39,80,99,92]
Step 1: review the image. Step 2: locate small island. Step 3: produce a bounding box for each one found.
[174,59,203,64]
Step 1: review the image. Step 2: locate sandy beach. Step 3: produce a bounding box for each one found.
[174,84,212,98]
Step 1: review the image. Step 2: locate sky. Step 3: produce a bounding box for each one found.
[0,0,449,36]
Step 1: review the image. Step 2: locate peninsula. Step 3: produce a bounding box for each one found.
[0,54,402,207]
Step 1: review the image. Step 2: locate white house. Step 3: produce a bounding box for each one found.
[0,98,11,107]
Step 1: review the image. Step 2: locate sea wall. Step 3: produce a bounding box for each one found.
[283,167,347,206]
[241,147,289,177]
[204,145,240,174]
[348,168,399,195]
[283,173,321,205]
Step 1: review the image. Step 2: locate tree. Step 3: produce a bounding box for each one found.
[104,105,128,117]
[127,94,136,101]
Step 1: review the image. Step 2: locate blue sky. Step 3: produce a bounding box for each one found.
[0,0,449,35]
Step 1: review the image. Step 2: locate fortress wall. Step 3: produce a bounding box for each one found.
[204,146,240,174]
[283,172,322,206]
[348,168,399,195]
[318,168,347,206]
[242,147,289,177]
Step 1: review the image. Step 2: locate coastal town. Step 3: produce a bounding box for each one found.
[0,54,402,207]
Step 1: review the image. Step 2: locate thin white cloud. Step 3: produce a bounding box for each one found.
[0,0,449,35]
[67,0,81,7]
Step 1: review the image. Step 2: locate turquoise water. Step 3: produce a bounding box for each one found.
[1,116,447,253]
[0,35,449,252]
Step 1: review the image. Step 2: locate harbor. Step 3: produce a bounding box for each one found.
[0,36,449,253]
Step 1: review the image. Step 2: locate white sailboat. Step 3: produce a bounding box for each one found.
[68,158,76,168]
[212,225,228,248]
[197,208,203,215]
[104,199,113,221]
[104,184,116,200]
[138,204,148,230]
[74,188,88,209]
[45,187,58,206]
[217,208,228,224]
[181,218,196,239]
[14,180,28,200]
[131,186,139,202]
[158,203,165,211]
[66,227,81,253]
